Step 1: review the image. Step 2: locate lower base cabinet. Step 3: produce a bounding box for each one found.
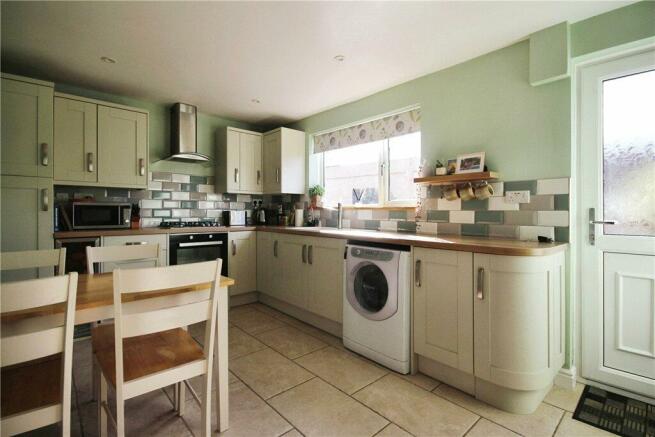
[228,231,257,296]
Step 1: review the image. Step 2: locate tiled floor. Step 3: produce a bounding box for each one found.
[34,302,609,436]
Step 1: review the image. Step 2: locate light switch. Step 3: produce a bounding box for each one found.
[505,191,531,204]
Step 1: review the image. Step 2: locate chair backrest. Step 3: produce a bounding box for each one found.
[1,273,78,434]
[86,244,159,275]
[0,248,67,276]
[112,259,222,398]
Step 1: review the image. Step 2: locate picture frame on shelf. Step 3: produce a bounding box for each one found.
[455,152,485,174]
[446,159,457,175]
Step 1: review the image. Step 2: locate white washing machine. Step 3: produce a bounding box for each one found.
[343,242,411,374]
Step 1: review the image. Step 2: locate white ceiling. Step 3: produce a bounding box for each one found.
[1,1,630,125]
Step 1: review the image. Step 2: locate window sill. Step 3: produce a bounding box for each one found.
[318,204,416,211]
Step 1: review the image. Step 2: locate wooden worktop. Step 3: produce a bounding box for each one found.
[53,226,257,239]
[257,226,567,256]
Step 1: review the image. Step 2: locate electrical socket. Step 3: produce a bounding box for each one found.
[505,190,531,204]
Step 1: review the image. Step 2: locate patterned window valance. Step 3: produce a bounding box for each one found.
[313,108,421,153]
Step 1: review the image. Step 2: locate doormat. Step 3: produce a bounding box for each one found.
[573,385,654,436]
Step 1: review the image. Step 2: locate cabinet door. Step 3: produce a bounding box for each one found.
[54,97,97,183]
[97,106,147,188]
[279,128,306,194]
[413,248,473,373]
[100,234,167,273]
[306,237,345,322]
[228,231,257,296]
[278,235,308,308]
[1,78,53,177]
[226,129,240,193]
[1,176,53,281]
[238,132,262,193]
[263,131,281,193]
[257,232,272,295]
[473,253,564,391]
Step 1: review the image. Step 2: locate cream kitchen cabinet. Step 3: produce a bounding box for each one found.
[216,127,263,194]
[53,96,98,183]
[473,251,565,413]
[228,231,257,296]
[257,231,285,301]
[0,176,54,281]
[262,127,305,194]
[1,74,54,178]
[413,248,473,374]
[304,236,345,323]
[99,234,168,273]
[277,234,309,308]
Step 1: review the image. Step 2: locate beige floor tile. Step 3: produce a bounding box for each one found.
[375,423,413,437]
[269,378,388,437]
[397,371,441,391]
[229,303,259,316]
[295,347,387,394]
[465,418,519,437]
[544,383,585,413]
[255,325,327,359]
[434,384,564,437]
[229,326,268,359]
[230,309,286,334]
[554,412,615,437]
[182,381,293,437]
[230,348,314,399]
[281,429,304,437]
[354,374,478,436]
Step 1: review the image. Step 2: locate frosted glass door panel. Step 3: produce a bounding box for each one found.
[602,70,655,236]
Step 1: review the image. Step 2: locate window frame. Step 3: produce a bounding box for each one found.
[320,135,420,208]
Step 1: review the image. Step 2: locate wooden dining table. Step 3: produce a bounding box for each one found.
[2,272,235,432]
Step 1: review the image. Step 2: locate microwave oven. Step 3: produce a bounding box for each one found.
[222,210,246,226]
[72,202,132,229]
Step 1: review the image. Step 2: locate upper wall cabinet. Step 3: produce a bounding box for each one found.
[216,127,263,194]
[1,75,54,178]
[54,96,98,183]
[52,93,149,189]
[263,127,305,194]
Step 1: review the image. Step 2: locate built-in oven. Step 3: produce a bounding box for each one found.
[169,233,228,276]
[72,202,131,229]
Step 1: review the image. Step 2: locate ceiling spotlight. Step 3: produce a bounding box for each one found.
[100,56,116,64]
[251,98,261,104]
[334,55,345,62]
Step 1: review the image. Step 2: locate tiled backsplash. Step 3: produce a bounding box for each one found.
[321,177,570,242]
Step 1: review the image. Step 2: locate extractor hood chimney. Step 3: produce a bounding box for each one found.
[169,103,209,162]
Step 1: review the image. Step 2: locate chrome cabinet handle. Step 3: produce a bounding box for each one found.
[273,240,278,257]
[415,260,421,287]
[139,158,145,176]
[276,168,280,183]
[87,152,94,172]
[234,168,239,184]
[308,245,313,265]
[302,244,307,263]
[125,241,147,245]
[41,188,49,211]
[257,170,261,185]
[41,143,49,166]
[232,240,237,256]
[476,267,485,300]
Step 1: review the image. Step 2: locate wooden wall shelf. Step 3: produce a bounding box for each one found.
[413,171,500,186]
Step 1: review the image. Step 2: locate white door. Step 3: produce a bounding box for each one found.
[579,47,655,397]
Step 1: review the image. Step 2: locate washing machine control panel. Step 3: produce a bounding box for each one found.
[350,247,394,261]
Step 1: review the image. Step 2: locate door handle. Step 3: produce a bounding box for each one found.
[41,188,49,211]
[476,267,485,300]
[41,143,49,166]
[273,240,278,257]
[257,170,261,185]
[232,240,237,256]
[139,158,145,176]
[589,220,616,225]
[588,207,617,245]
[302,244,307,263]
[308,245,313,265]
[87,152,94,172]
[415,260,421,287]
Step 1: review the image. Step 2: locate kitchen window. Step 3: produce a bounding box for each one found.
[315,108,421,207]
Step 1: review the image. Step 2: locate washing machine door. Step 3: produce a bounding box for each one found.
[346,248,399,321]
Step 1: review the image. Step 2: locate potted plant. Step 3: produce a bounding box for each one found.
[308,185,325,208]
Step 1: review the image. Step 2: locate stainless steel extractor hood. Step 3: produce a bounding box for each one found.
[169,103,209,161]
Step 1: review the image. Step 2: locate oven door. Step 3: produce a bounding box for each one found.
[169,233,228,275]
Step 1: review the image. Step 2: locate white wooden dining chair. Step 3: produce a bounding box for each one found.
[0,272,78,437]
[0,248,67,276]
[93,259,222,437]
[86,244,160,275]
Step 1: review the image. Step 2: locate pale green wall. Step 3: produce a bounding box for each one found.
[55,83,259,176]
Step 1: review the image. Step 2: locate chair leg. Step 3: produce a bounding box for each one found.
[201,373,212,437]
[98,369,108,437]
[116,394,125,437]
[174,383,180,411]
[92,356,97,402]
[178,381,186,417]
